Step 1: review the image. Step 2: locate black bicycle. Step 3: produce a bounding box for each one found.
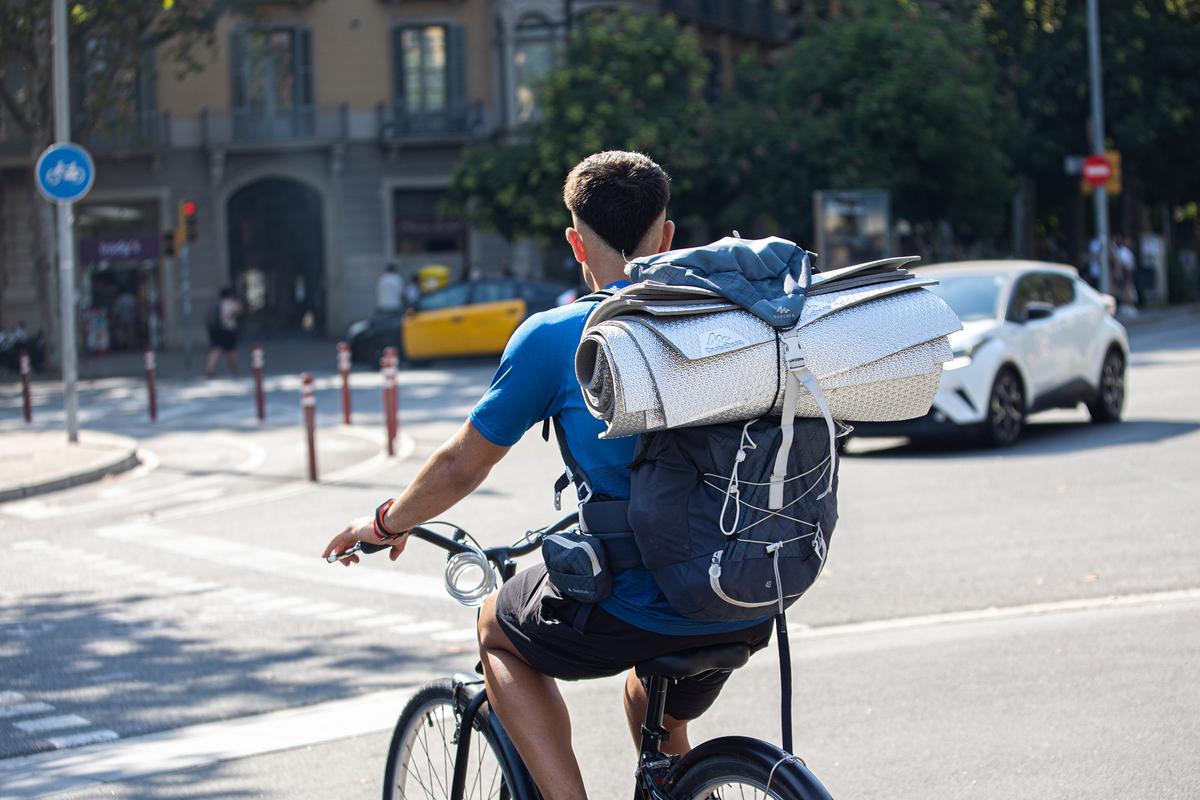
[328,514,833,800]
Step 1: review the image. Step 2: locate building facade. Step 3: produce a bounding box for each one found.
[0,0,789,358]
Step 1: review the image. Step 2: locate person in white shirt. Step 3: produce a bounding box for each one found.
[376,265,404,312]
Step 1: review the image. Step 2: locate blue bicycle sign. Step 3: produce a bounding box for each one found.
[35,143,95,203]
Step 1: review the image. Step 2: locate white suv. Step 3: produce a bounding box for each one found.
[853,260,1129,446]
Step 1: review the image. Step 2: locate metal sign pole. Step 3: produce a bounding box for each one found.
[1086,0,1111,297]
[52,0,78,444]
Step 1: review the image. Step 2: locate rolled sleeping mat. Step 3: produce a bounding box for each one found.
[576,279,962,438]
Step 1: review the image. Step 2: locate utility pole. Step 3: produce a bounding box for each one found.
[1086,0,1111,296]
[53,0,79,443]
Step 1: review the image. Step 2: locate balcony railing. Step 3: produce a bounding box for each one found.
[81,111,170,154]
[377,99,486,143]
[202,105,349,147]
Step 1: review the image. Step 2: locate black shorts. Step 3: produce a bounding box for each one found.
[208,327,237,352]
[494,564,773,720]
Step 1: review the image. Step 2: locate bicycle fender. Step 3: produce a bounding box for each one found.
[663,735,833,800]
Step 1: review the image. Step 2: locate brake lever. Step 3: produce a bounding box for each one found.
[325,541,389,563]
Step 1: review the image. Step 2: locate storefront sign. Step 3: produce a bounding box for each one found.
[80,234,161,262]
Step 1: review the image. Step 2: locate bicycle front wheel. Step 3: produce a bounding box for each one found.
[666,736,833,800]
[383,679,525,800]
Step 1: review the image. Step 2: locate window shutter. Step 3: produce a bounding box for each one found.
[138,49,158,114]
[392,27,405,109]
[297,28,313,108]
[230,30,245,111]
[447,24,467,110]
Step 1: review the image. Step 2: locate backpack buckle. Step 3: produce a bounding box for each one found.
[779,329,807,370]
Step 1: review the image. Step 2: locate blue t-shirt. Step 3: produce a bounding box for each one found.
[469,282,762,636]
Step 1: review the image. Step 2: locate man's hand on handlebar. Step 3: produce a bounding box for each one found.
[322,516,410,566]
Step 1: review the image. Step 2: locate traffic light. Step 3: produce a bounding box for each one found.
[162,230,176,257]
[182,200,198,242]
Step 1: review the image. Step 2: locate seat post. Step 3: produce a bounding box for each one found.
[638,674,672,757]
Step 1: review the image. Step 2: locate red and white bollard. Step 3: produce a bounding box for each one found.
[301,372,318,482]
[337,342,352,425]
[144,348,158,422]
[19,350,31,423]
[381,347,398,457]
[251,343,266,422]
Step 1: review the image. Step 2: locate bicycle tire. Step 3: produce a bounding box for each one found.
[665,736,833,800]
[382,678,529,800]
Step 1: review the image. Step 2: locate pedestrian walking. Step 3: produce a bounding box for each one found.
[376,264,404,313]
[1114,234,1139,312]
[205,287,244,377]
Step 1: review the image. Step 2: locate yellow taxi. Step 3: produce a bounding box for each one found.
[348,278,569,365]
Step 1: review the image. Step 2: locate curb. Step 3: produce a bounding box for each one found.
[0,433,141,504]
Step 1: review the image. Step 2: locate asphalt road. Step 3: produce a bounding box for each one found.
[1,312,1197,799]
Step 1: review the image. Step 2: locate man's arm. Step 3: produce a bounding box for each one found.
[322,421,510,564]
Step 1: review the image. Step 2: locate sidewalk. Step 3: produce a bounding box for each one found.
[0,431,140,503]
[73,337,343,381]
[1117,302,1200,330]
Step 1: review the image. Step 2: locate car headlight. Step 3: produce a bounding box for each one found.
[946,336,992,370]
[347,320,369,339]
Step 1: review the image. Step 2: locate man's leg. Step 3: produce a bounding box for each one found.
[622,669,691,756]
[477,594,588,800]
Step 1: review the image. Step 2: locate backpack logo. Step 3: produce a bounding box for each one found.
[702,328,747,354]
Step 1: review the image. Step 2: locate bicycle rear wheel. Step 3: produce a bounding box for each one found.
[666,736,832,800]
[383,679,524,800]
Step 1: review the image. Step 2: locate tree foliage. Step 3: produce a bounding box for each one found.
[447,9,711,245]
[720,0,1018,243]
[0,1,255,149]
[979,0,1200,208]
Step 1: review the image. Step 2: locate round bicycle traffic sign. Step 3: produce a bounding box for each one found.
[1082,154,1112,187]
[35,142,95,203]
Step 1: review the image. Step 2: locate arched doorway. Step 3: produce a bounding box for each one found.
[227,178,325,336]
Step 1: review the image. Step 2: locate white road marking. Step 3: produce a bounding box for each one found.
[789,586,1200,640]
[282,601,343,616]
[430,628,479,642]
[145,431,415,523]
[0,703,54,719]
[0,692,26,705]
[388,620,451,636]
[46,730,120,750]
[13,715,91,734]
[352,612,415,628]
[0,684,421,798]
[97,523,448,599]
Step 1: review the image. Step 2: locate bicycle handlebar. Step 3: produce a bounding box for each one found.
[324,511,578,567]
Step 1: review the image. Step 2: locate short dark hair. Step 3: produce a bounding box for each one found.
[563,151,670,257]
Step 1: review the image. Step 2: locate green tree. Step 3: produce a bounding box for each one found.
[447,9,711,247]
[978,0,1200,252]
[0,1,257,346]
[720,0,1018,249]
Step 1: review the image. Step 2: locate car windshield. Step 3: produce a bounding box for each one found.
[923,274,1005,322]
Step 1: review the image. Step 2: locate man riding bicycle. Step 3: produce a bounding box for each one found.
[324,151,774,800]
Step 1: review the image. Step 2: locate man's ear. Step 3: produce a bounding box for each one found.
[656,220,676,254]
[565,227,587,264]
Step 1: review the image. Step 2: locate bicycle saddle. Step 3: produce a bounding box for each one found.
[635,643,751,680]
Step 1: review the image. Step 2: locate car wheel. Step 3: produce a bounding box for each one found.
[983,367,1025,447]
[1087,348,1125,423]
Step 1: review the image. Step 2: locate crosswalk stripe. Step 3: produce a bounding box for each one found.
[430,629,478,642]
[387,621,450,636]
[0,691,26,705]
[352,613,415,628]
[0,703,54,719]
[14,715,91,734]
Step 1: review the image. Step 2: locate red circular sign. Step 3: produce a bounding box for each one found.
[1083,155,1112,187]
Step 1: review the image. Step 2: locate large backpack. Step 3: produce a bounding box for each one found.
[545,236,958,623]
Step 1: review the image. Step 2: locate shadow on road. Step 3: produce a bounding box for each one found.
[0,589,446,761]
[847,417,1200,460]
